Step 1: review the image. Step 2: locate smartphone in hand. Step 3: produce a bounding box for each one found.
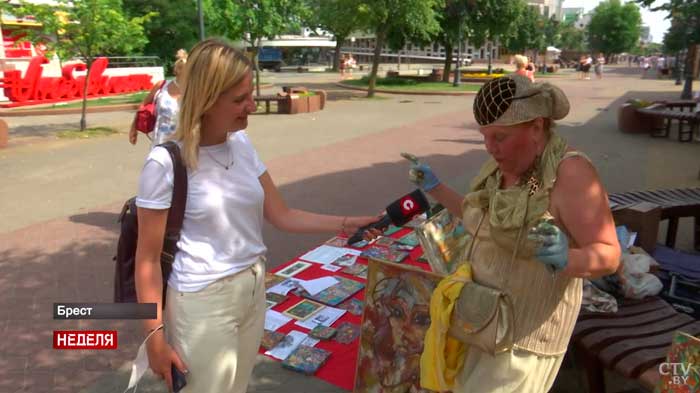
[172,365,187,393]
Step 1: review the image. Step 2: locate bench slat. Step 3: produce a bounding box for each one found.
[599,321,700,368]
[579,313,695,352]
[575,306,677,342]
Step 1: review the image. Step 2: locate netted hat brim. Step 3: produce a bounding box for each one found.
[473,75,570,126]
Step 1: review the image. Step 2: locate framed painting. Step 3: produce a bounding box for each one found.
[354,259,444,393]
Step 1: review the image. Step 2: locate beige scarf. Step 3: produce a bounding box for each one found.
[462,132,568,257]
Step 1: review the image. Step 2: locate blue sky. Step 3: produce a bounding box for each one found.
[562,0,671,43]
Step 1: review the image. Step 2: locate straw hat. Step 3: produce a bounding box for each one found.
[473,74,570,126]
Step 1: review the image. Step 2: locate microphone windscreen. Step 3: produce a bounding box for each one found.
[385,190,430,226]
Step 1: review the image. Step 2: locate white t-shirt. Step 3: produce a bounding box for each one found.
[152,80,179,146]
[136,131,267,292]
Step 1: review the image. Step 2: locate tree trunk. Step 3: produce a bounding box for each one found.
[252,44,261,97]
[80,61,91,131]
[368,30,385,98]
[333,39,343,72]
[442,41,453,82]
[681,44,694,99]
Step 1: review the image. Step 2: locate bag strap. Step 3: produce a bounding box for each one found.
[466,193,530,289]
[151,80,167,106]
[160,141,187,236]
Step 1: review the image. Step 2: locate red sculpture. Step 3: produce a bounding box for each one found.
[0,56,154,107]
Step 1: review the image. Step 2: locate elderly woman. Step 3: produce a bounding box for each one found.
[513,54,535,82]
[408,75,620,392]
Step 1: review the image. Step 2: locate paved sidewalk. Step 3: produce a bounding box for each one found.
[1,66,699,392]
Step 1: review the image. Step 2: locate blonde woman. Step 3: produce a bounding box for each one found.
[135,38,380,393]
[130,49,188,146]
[513,54,535,82]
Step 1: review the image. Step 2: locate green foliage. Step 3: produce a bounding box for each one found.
[16,0,154,61]
[205,0,310,46]
[557,21,587,52]
[587,0,642,56]
[204,0,310,95]
[15,0,154,130]
[502,3,545,53]
[464,0,523,49]
[122,0,200,72]
[360,0,442,97]
[307,0,367,42]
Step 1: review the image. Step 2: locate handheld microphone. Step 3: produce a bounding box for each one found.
[347,189,430,246]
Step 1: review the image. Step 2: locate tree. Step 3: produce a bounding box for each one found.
[16,0,153,131]
[122,0,200,73]
[205,0,310,96]
[636,0,700,98]
[306,0,368,71]
[558,21,587,52]
[502,3,545,56]
[435,0,473,82]
[587,0,642,59]
[464,0,523,74]
[361,0,442,97]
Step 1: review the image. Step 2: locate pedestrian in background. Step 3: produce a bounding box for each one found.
[594,53,605,80]
[130,49,187,146]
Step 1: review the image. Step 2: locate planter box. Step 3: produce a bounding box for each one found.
[617,103,665,134]
[0,119,7,148]
[277,89,327,114]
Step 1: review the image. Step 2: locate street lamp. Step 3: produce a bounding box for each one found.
[197,0,205,41]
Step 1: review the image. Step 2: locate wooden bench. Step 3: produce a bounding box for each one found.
[253,94,288,114]
[573,297,700,393]
[609,188,700,251]
[636,101,699,142]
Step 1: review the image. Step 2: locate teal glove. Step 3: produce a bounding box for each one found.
[402,152,440,192]
[528,221,569,271]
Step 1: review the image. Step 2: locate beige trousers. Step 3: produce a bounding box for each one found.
[165,259,266,393]
[453,348,565,393]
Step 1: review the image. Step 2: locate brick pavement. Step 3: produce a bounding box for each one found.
[1,65,698,392]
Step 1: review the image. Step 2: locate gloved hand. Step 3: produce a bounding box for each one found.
[528,220,569,271]
[401,152,441,192]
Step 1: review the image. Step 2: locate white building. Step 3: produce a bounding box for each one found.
[562,7,585,23]
[640,25,652,45]
[342,33,499,66]
[527,0,564,20]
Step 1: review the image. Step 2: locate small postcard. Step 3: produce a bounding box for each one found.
[334,322,361,344]
[374,237,396,247]
[275,261,312,278]
[309,325,337,340]
[321,264,343,272]
[391,243,415,252]
[283,299,325,321]
[383,225,402,236]
[266,292,288,307]
[282,345,332,375]
[342,264,368,279]
[264,310,292,331]
[348,239,369,248]
[295,306,346,329]
[267,278,300,296]
[266,300,277,309]
[261,330,286,350]
[338,298,364,316]
[332,253,358,267]
[325,236,349,247]
[397,232,420,247]
[265,330,307,360]
[361,246,409,263]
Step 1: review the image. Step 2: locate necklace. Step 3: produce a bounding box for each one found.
[203,143,234,170]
